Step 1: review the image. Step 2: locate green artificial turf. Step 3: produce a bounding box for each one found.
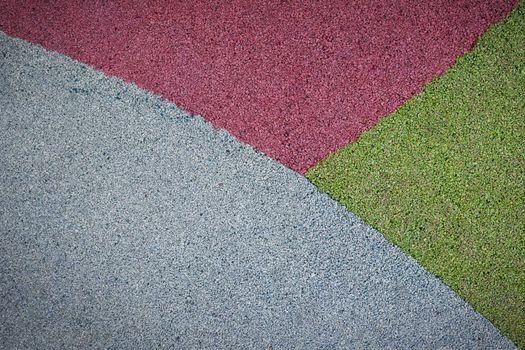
[306,3,525,347]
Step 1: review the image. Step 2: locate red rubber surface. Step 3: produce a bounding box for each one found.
[0,0,515,173]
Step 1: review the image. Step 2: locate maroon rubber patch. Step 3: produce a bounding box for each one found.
[0,0,515,172]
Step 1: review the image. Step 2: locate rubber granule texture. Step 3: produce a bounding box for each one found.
[0,32,517,349]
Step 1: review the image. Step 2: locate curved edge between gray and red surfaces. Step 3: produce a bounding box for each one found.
[0,0,517,172]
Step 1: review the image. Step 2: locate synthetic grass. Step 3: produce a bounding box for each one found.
[306,3,525,347]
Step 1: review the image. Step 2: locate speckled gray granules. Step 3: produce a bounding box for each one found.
[0,32,516,349]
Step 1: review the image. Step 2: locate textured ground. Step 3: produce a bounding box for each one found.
[0,32,517,349]
[1,1,523,348]
[0,0,516,172]
[307,3,525,347]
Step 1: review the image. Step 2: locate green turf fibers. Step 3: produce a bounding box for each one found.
[306,3,524,347]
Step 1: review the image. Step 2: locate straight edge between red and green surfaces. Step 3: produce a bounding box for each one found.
[306,2,524,348]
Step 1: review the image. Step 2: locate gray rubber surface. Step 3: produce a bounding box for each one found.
[0,32,516,349]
